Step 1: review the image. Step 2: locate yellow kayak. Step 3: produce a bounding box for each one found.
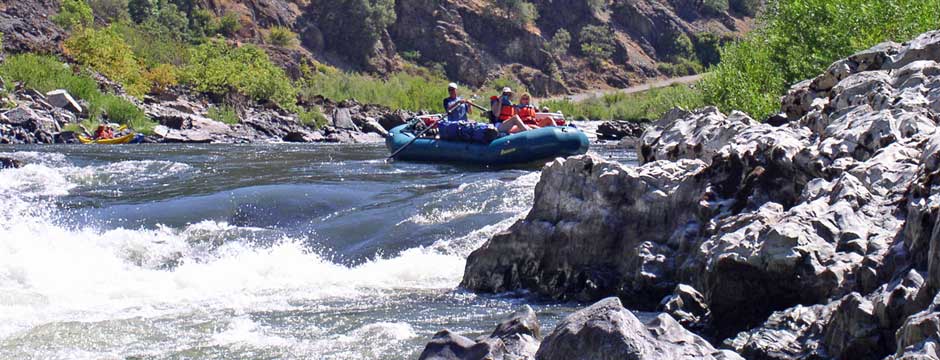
[77,132,140,144]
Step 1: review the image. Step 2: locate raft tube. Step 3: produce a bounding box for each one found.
[386,124,590,166]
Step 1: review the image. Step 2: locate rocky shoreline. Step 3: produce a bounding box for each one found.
[424,30,940,359]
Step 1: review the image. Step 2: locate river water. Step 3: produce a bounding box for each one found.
[0,140,635,359]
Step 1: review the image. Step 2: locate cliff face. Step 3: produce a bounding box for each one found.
[462,30,940,359]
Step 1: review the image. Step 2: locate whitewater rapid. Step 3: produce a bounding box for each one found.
[0,148,544,359]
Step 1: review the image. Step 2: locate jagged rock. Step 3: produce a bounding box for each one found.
[418,305,542,360]
[379,110,411,130]
[660,284,708,328]
[352,116,389,137]
[332,107,360,131]
[0,157,23,169]
[462,155,708,304]
[638,107,751,165]
[536,297,741,360]
[727,302,835,359]
[45,90,83,114]
[597,120,646,141]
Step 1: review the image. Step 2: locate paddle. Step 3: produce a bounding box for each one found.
[387,99,464,161]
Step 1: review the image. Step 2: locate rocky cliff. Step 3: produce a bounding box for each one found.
[460,30,940,359]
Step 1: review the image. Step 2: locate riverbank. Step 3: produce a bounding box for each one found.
[440,30,940,360]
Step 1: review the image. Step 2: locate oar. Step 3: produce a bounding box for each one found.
[386,115,443,161]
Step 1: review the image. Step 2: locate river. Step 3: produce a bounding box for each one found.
[0,140,635,359]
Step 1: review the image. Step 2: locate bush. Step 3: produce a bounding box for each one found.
[88,0,130,22]
[112,22,189,67]
[128,0,155,23]
[299,71,450,112]
[298,108,329,128]
[267,26,298,47]
[0,54,156,132]
[216,12,243,37]
[657,58,704,77]
[63,26,149,97]
[400,50,422,62]
[207,105,239,124]
[183,40,297,109]
[660,32,695,63]
[703,0,729,14]
[692,32,727,67]
[729,0,760,16]
[53,0,94,30]
[311,0,396,65]
[144,63,179,94]
[549,29,571,57]
[493,0,539,28]
[542,84,705,121]
[579,25,616,68]
[145,0,189,40]
[701,0,940,120]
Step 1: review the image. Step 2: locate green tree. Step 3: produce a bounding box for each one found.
[88,0,130,22]
[128,0,156,23]
[549,29,571,57]
[267,26,298,47]
[312,0,396,66]
[493,0,539,27]
[579,25,615,67]
[63,26,149,97]
[53,0,94,30]
[216,12,243,37]
[183,40,297,109]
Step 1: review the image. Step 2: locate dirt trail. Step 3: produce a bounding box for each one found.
[541,74,704,103]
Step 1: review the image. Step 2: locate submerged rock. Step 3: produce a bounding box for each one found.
[597,120,646,141]
[0,157,23,169]
[418,305,542,360]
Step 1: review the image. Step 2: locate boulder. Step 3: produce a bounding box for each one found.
[332,107,360,131]
[660,284,708,328]
[0,157,23,169]
[536,297,741,360]
[353,116,389,137]
[44,89,83,114]
[418,305,542,360]
[379,110,410,130]
[597,120,646,141]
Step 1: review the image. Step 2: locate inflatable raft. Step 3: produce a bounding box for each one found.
[386,123,590,166]
[77,133,144,144]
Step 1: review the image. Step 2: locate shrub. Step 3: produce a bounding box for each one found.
[207,105,239,124]
[298,108,329,128]
[145,0,189,40]
[144,63,179,94]
[88,0,130,22]
[183,40,297,109]
[53,0,94,30]
[702,0,729,14]
[216,12,243,37]
[542,84,705,121]
[299,71,450,112]
[267,26,298,47]
[400,50,422,63]
[692,32,727,67]
[657,58,704,77]
[549,29,571,57]
[311,0,396,65]
[128,0,156,23]
[493,0,539,28]
[579,25,616,68]
[701,0,940,120]
[660,32,695,63]
[112,22,189,67]
[729,0,760,16]
[0,54,156,132]
[63,26,149,97]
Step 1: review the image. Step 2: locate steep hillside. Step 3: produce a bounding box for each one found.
[0,0,753,96]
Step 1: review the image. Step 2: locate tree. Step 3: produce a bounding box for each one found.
[128,0,156,23]
[549,29,571,57]
[312,0,396,66]
[88,0,130,22]
[53,0,94,30]
[493,0,539,27]
[579,25,616,67]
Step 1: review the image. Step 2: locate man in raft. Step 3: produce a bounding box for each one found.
[443,82,472,122]
[494,87,532,134]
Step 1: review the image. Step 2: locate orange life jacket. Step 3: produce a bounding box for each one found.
[517,105,537,123]
[498,101,516,121]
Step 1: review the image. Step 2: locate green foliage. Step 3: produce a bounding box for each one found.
[702,0,729,14]
[64,26,149,97]
[0,54,156,132]
[183,40,297,109]
[692,32,727,67]
[542,84,705,121]
[53,0,94,30]
[660,32,695,63]
[145,0,189,40]
[143,63,179,94]
[400,50,422,62]
[128,0,155,23]
[729,0,760,16]
[312,0,396,65]
[549,29,571,57]
[298,108,329,128]
[701,0,940,120]
[486,74,526,94]
[112,22,189,67]
[267,26,298,47]
[492,0,539,28]
[216,12,243,37]
[586,0,605,14]
[299,71,450,112]
[88,0,130,22]
[657,58,704,77]
[579,25,616,67]
[207,105,239,124]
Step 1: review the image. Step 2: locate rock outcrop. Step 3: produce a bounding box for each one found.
[418,305,541,360]
[462,30,940,360]
[597,120,647,141]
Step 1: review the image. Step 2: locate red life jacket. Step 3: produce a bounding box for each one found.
[498,101,516,121]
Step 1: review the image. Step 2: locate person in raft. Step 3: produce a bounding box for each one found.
[494,87,531,134]
[442,82,472,122]
[517,93,558,128]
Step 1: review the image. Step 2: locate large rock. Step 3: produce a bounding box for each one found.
[45,89,83,114]
[418,305,542,360]
[535,297,741,360]
[597,120,646,141]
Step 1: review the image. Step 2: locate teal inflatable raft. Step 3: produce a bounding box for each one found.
[386,124,590,166]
